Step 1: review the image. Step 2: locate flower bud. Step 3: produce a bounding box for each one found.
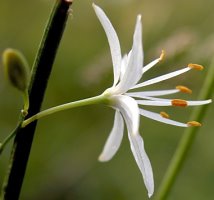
[2,48,30,92]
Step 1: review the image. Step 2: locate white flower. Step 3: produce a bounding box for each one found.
[93,3,212,198]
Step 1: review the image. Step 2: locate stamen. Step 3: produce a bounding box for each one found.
[171,99,188,107]
[188,63,204,70]
[160,111,170,119]
[159,50,165,61]
[176,85,192,94]
[187,121,202,127]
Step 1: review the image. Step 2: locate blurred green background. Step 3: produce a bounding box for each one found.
[0,0,213,199]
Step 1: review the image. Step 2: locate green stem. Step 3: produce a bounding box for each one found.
[0,122,22,155]
[1,1,72,199]
[0,89,29,154]
[22,89,29,115]
[22,94,106,127]
[154,64,214,200]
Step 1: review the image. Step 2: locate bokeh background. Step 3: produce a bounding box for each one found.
[0,0,213,199]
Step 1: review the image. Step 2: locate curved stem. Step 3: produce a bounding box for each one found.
[0,122,22,155]
[22,89,29,115]
[22,94,106,127]
[154,63,214,200]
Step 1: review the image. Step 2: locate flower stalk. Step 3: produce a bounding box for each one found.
[22,94,106,127]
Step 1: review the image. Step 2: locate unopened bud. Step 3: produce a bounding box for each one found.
[2,48,30,92]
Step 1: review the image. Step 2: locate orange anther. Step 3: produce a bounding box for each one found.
[159,50,165,61]
[171,99,188,107]
[188,63,204,70]
[176,85,192,94]
[187,121,202,127]
[160,111,170,119]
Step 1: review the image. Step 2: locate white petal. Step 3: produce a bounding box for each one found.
[99,111,124,162]
[113,95,139,135]
[93,3,121,86]
[114,15,143,93]
[132,67,191,89]
[120,50,132,81]
[120,54,128,81]
[140,109,188,127]
[127,89,179,98]
[128,131,154,197]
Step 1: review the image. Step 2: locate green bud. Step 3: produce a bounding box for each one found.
[2,48,30,92]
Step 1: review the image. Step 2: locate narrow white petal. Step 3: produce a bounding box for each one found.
[128,131,154,197]
[143,58,160,73]
[127,89,179,98]
[113,95,139,135]
[140,109,188,127]
[137,100,172,106]
[99,111,124,162]
[132,67,191,89]
[115,15,143,93]
[120,50,133,81]
[120,54,129,81]
[93,3,121,86]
